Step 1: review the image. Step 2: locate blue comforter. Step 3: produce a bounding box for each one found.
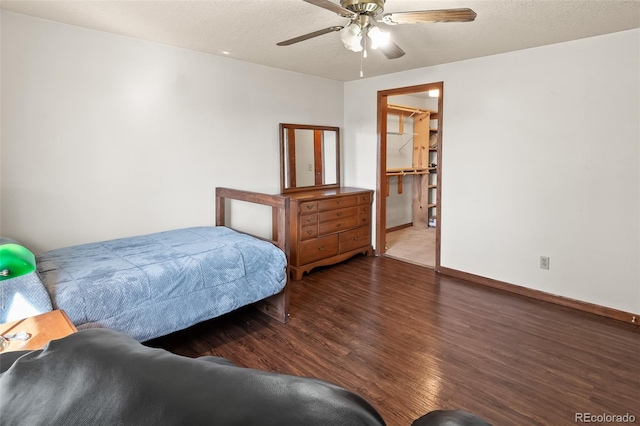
[36,227,287,342]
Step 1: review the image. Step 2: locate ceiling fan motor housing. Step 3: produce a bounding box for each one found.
[340,0,385,16]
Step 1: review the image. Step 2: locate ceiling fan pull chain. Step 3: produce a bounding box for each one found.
[360,38,364,78]
[363,30,368,59]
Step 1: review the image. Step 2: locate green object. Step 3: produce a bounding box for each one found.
[0,243,36,280]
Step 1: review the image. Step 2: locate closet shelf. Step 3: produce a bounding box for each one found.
[387,104,436,116]
[386,167,434,176]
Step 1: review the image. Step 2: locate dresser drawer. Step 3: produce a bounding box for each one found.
[299,235,339,264]
[318,196,358,211]
[300,225,318,241]
[339,227,371,253]
[358,205,371,226]
[318,217,358,235]
[358,193,372,205]
[318,206,357,223]
[300,201,318,214]
[358,214,371,226]
[300,214,318,226]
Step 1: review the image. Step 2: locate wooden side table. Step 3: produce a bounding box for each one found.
[0,310,77,353]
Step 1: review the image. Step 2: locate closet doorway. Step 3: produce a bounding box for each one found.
[376,82,443,269]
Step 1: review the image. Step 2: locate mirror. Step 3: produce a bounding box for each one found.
[280,123,340,193]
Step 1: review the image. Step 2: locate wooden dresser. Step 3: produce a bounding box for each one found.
[286,187,373,280]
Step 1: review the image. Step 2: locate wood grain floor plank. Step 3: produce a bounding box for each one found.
[148,256,639,426]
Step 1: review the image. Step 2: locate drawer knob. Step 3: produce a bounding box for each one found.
[318,246,325,251]
[336,212,342,217]
[363,207,368,212]
[353,236,359,241]
[306,205,314,210]
[307,230,313,235]
[336,223,342,228]
[306,217,313,222]
[336,200,342,205]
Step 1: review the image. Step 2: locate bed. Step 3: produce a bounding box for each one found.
[0,188,291,342]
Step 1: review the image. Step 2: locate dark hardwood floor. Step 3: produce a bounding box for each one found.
[148,255,639,426]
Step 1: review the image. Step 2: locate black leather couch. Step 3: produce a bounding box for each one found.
[0,328,491,425]
[0,328,385,425]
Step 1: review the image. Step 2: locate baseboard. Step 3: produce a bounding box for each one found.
[386,222,413,233]
[437,266,639,326]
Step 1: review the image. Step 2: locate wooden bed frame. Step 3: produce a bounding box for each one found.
[215,187,290,324]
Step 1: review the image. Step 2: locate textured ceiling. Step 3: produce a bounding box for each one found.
[2,0,639,81]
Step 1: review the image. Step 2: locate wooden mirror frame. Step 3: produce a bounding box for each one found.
[279,123,341,194]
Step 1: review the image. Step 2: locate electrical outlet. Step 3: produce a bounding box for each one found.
[308,163,313,171]
[540,256,550,270]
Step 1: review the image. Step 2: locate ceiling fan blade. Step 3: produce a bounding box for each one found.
[303,0,357,18]
[277,26,344,46]
[378,39,405,59]
[380,8,477,25]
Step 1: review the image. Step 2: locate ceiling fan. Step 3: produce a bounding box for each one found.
[277,0,477,60]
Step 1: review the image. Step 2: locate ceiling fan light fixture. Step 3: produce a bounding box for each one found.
[340,25,363,51]
[367,25,390,49]
[347,22,362,35]
[278,1,475,69]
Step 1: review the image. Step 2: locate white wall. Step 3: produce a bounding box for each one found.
[0,11,343,252]
[344,29,640,314]
[2,11,638,315]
